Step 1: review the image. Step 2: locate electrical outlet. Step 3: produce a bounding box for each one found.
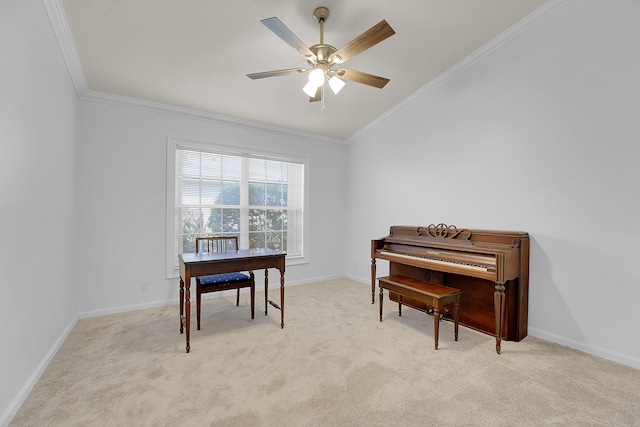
[141,281,150,291]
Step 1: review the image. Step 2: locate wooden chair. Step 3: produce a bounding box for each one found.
[195,236,255,330]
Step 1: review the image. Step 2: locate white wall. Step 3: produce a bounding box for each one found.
[74,100,347,316]
[0,0,78,424]
[345,0,640,368]
[3,0,640,424]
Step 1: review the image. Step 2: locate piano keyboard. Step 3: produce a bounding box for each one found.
[377,249,496,277]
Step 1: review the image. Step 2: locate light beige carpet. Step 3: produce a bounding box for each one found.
[10,279,640,426]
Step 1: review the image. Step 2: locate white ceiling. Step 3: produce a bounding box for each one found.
[59,0,549,141]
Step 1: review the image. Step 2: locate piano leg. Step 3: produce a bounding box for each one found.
[494,283,506,354]
[433,308,440,350]
[454,301,459,341]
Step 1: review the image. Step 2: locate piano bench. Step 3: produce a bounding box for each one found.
[378,275,462,350]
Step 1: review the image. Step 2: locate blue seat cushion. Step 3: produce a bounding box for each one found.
[198,272,251,287]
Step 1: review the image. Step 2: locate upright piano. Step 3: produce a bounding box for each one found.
[371,224,529,353]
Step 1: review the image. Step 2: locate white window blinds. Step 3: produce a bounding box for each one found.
[168,142,304,274]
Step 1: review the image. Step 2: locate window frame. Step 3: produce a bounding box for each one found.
[166,137,309,279]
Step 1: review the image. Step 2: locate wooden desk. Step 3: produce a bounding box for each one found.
[178,248,286,353]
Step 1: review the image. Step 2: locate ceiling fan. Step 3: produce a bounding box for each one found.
[246,6,395,106]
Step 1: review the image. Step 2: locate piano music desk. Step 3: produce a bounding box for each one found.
[379,275,461,350]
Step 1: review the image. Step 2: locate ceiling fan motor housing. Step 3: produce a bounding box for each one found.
[308,44,337,65]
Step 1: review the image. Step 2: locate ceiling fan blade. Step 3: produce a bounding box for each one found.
[247,68,308,79]
[309,86,322,102]
[336,68,390,89]
[332,20,395,64]
[261,17,315,60]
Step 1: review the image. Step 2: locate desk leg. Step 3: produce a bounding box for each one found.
[265,267,285,328]
[264,268,269,315]
[379,286,383,321]
[371,258,377,304]
[280,270,285,329]
[185,273,191,353]
[179,277,184,334]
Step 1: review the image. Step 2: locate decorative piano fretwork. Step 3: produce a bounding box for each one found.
[417,223,472,244]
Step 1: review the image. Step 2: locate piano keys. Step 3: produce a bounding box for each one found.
[372,224,529,354]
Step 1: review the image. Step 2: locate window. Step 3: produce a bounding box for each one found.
[166,139,305,277]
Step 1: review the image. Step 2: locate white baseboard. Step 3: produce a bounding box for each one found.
[77,298,180,319]
[528,328,640,371]
[77,274,345,320]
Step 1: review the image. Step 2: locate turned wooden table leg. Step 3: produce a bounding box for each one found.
[379,285,384,321]
[264,269,269,316]
[371,258,377,304]
[185,273,191,353]
[280,270,285,329]
[179,277,184,334]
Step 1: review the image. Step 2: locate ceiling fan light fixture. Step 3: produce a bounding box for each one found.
[328,75,345,95]
[302,81,319,97]
[308,68,325,87]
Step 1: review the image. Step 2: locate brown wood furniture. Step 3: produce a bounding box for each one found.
[372,224,529,354]
[379,275,461,350]
[195,236,255,330]
[179,248,286,353]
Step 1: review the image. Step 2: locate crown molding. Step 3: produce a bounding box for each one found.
[347,0,573,145]
[81,90,345,147]
[42,0,88,95]
[42,0,345,148]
